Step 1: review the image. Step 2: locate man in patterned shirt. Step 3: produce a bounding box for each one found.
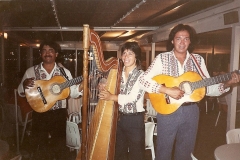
[139,24,240,160]
[18,40,83,159]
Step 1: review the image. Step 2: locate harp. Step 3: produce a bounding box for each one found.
[76,25,122,160]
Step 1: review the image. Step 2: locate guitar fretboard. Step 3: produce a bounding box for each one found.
[191,71,239,90]
[59,76,83,89]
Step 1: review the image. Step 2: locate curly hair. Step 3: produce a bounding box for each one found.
[39,40,61,53]
[166,24,198,53]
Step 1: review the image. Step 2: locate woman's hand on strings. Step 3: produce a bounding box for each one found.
[98,88,118,102]
[98,78,110,100]
[98,88,112,101]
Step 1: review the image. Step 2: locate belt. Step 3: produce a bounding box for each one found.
[119,111,145,116]
[181,102,197,106]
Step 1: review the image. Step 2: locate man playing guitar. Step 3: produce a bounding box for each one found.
[139,24,240,160]
[18,41,83,159]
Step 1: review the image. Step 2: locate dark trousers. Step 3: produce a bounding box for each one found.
[114,113,145,160]
[31,108,67,160]
[156,104,199,160]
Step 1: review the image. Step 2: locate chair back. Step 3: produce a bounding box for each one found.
[145,122,155,160]
[66,121,81,150]
[226,128,240,144]
[145,122,155,148]
[3,103,31,124]
[216,96,228,113]
[16,93,32,121]
[146,99,157,118]
[217,96,227,105]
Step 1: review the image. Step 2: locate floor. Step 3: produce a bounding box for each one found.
[1,98,240,160]
[194,99,240,160]
[144,99,230,160]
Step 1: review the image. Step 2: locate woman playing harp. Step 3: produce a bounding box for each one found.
[99,42,146,160]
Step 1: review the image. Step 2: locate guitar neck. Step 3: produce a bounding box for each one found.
[60,76,83,89]
[192,71,239,89]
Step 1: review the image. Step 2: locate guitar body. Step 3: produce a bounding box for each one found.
[149,71,206,114]
[25,76,70,113]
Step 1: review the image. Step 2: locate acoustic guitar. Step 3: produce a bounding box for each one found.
[25,75,83,113]
[148,71,236,115]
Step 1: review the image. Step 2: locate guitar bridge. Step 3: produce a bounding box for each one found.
[37,87,47,104]
[162,83,170,104]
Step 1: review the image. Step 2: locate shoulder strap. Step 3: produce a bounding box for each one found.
[191,54,206,78]
[58,66,69,110]
[59,67,69,81]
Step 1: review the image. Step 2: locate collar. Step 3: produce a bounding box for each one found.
[171,50,190,61]
[40,62,58,75]
[40,62,57,70]
[123,66,137,74]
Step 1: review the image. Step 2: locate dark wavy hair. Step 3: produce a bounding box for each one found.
[121,42,142,69]
[39,41,61,53]
[166,24,198,53]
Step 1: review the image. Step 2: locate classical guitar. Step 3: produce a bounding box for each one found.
[25,75,83,113]
[149,71,236,115]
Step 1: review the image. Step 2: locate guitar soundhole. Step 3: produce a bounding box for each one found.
[51,84,61,95]
[180,81,192,95]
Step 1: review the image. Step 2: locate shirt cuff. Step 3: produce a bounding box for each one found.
[154,84,161,93]
[219,83,230,93]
